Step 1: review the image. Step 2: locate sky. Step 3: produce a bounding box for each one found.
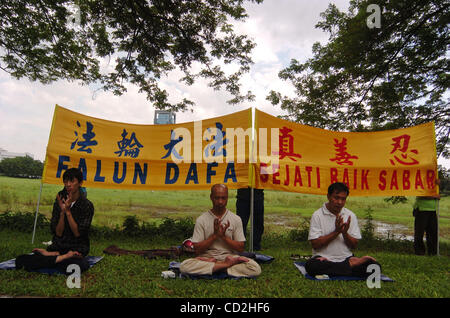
[0,0,448,168]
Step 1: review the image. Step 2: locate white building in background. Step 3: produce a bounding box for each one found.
[154,110,176,125]
[0,147,34,161]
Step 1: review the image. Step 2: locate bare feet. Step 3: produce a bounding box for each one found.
[32,248,59,256]
[55,251,82,263]
[348,255,376,267]
[224,255,249,266]
[211,256,249,273]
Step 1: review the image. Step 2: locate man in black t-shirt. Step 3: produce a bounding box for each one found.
[16,168,94,273]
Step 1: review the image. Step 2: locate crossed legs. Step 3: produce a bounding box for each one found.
[15,248,89,273]
[180,255,262,277]
[305,255,380,278]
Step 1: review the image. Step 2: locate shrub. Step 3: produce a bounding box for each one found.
[361,207,375,242]
[0,211,49,232]
[140,221,159,237]
[122,215,140,235]
[121,215,194,240]
[0,211,194,241]
[90,224,121,239]
[288,218,310,242]
[156,217,195,240]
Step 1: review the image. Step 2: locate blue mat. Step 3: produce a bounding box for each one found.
[0,255,103,275]
[294,261,394,282]
[244,253,274,264]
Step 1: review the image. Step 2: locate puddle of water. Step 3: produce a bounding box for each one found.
[372,221,413,241]
[266,216,414,241]
[270,221,297,229]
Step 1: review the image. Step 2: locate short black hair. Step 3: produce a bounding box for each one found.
[62,168,83,183]
[327,182,349,196]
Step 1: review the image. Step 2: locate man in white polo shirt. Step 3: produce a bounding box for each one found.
[305,182,380,278]
[180,184,261,278]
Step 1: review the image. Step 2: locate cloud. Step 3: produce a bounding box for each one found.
[236,0,350,64]
[0,0,447,169]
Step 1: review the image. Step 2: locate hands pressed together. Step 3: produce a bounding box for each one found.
[213,218,230,239]
[57,192,74,215]
[55,191,81,237]
[192,216,245,256]
[335,214,351,234]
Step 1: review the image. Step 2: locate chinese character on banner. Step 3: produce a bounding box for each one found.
[329,138,359,166]
[70,121,98,153]
[389,134,419,165]
[114,129,144,158]
[279,126,302,161]
[161,130,183,160]
[204,122,229,158]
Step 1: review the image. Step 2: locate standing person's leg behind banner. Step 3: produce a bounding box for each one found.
[236,187,264,251]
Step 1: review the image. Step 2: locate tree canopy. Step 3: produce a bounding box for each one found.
[0,0,263,112]
[268,0,449,158]
[0,156,43,178]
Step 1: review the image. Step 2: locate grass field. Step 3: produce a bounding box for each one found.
[1,229,449,298]
[0,176,449,299]
[1,176,449,240]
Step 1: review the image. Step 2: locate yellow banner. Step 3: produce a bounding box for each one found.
[43,106,438,196]
[43,105,252,190]
[254,110,438,196]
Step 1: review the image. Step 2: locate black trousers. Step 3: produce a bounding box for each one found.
[305,256,381,278]
[236,188,264,250]
[414,210,438,255]
[15,252,89,274]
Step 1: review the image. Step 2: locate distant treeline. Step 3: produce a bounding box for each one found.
[0,156,448,195]
[0,156,43,178]
[437,166,450,195]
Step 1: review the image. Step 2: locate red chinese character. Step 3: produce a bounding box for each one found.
[389,134,419,166]
[329,138,359,166]
[279,127,302,161]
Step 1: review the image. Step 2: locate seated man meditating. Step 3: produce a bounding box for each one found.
[180,184,261,278]
[16,168,94,273]
[305,182,380,278]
